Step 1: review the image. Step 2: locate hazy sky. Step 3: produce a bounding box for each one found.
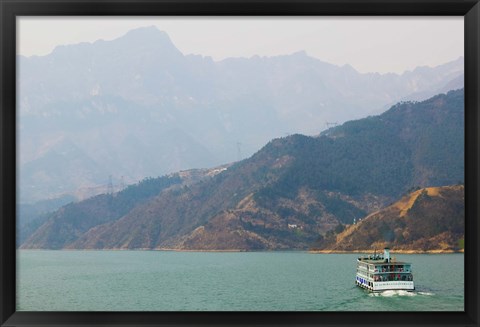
[17,16,463,74]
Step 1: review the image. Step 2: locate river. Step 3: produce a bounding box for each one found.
[16,250,464,311]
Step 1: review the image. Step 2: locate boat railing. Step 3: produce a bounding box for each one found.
[377,267,411,273]
[373,274,413,282]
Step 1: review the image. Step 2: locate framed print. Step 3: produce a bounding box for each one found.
[1,0,479,326]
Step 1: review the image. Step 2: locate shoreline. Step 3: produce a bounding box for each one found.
[19,248,464,254]
[309,249,464,254]
[155,248,249,252]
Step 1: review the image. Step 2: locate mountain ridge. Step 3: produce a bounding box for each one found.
[21,89,464,251]
[18,26,464,203]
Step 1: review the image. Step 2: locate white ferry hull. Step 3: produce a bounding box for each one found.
[356,277,414,292]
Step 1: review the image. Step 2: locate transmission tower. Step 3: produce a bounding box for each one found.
[120,175,126,190]
[325,121,339,129]
[236,142,242,161]
[107,175,114,194]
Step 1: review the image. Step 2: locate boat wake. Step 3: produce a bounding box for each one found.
[417,291,435,296]
[369,290,435,297]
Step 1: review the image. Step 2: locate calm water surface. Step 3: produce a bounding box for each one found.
[17,250,464,311]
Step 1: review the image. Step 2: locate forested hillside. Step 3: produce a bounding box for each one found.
[21,89,464,250]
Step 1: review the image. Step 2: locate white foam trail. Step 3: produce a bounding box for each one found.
[396,290,416,297]
[382,290,402,297]
[417,291,435,296]
[368,290,416,297]
[368,290,434,297]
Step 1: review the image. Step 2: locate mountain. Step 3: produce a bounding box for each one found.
[17,194,76,246]
[397,59,465,103]
[311,185,464,253]
[20,89,464,250]
[19,137,109,198]
[19,165,233,249]
[18,26,464,203]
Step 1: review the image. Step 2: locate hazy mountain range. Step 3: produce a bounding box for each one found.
[18,26,464,203]
[21,89,464,250]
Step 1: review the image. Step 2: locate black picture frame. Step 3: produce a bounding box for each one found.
[1,0,479,326]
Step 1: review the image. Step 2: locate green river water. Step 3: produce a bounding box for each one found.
[17,250,464,311]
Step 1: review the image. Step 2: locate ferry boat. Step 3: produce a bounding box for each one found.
[355,248,414,292]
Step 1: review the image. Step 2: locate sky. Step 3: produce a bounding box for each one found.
[17,16,464,74]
